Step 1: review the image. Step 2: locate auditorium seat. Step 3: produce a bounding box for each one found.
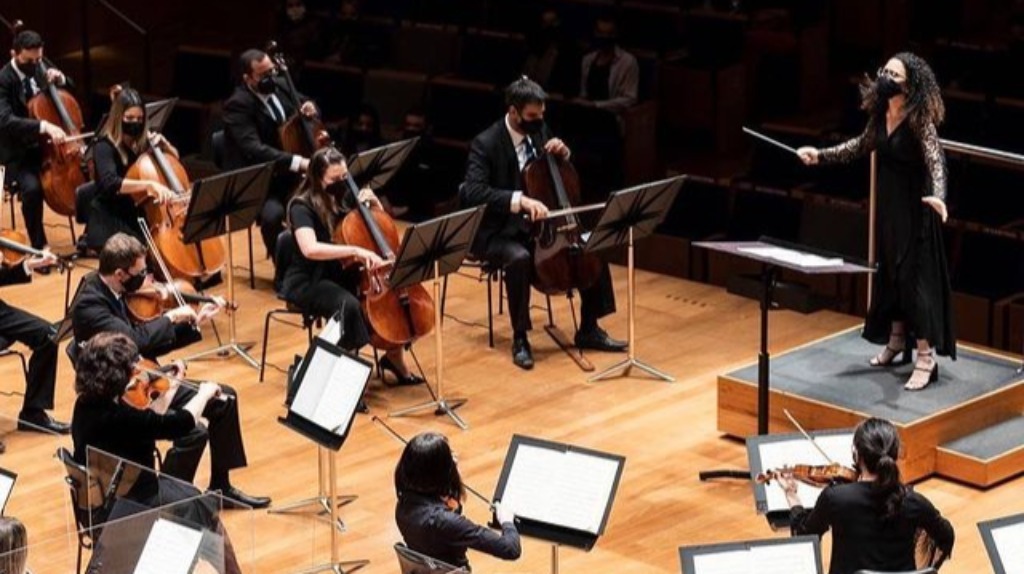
[426,77,501,141]
[298,62,364,124]
[362,69,428,139]
[618,1,683,56]
[946,159,1024,229]
[390,22,460,76]
[457,29,528,86]
[172,46,234,103]
[949,228,1024,346]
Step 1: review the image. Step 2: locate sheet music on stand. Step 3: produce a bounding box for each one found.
[280,338,372,451]
[978,512,1024,574]
[680,535,822,574]
[133,517,207,574]
[492,435,625,550]
[0,467,16,515]
[746,429,854,528]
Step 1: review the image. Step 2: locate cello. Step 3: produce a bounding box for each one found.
[332,161,434,350]
[21,25,87,217]
[266,41,330,157]
[521,135,603,295]
[126,129,227,281]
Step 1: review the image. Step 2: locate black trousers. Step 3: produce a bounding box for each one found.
[259,194,286,261]
[0,300,57,414]
[4,165,48,248]
[161,383,247,485]
[483,236,616,334]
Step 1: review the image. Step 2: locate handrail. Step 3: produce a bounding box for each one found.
[941,139,1024,166]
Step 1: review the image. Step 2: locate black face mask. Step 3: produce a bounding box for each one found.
[16,60,38,79]
[518,117,544,135]
[592,36,616,52]
[325,180,348,199]
[256,75,277,95]
[121,268,147,293]
[121,120,145,138]
[875,76,904,101]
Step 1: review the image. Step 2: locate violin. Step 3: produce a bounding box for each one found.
[333,164,434,350]
[123,357,233,410]
[19,20,87,217]
[124,278,235,324]
[521,136,603,295]
[125,120,227,281]
[266,41,330,157]
[0,229,73,272]
[756,463,859,488]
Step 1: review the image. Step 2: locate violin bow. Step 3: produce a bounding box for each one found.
[783,409,836,465]
[371,416,493,507]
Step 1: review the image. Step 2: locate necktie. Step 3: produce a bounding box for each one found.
[524,138,537,163]
[269,95,285,124]
[22,76,35,99]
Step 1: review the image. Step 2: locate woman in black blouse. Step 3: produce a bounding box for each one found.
[778,418,954,574]
[283,146,421,385]
[86,86,176,250]
[395,432,520,570]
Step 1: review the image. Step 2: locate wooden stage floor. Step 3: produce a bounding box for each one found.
[0,222,1019,573]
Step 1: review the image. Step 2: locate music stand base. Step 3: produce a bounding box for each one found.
[390,397,469,430]
[269,494,357,532]
[588,357,675,383]
[292,559,369,574]
[184,342,260,369]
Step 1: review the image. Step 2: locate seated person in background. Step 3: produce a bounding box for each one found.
[395,432,521,571]
[71,234,268,508]
[325,0,389,67]
[339,102,383,158]
[0,516,28,574]
[384,107,451,220]
[72,332,244,574]
[579,15,639,113]
[523,6,581,96]
[275,0,327,70]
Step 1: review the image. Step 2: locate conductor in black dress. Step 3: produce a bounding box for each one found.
[223,48,317,261]
[798,53,955,391]
[70,233,269,508]
[460,77,625,370]
[777,417,955,574]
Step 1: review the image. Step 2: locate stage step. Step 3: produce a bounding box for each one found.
[936,416,1024,487]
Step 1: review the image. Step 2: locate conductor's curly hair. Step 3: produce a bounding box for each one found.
[75,332,139,401]
[860,52,945,133]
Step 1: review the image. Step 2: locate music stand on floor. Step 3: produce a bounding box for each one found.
[584,176,685,383]
[388,206,486,430]
[181,163,273,369]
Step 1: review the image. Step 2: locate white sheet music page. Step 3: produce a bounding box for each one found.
[0,470,15,514]
[757,434,853,512]
[291,347,369,434]
[691,548,751,574]
[738,246,843,268]
[317,314,342,345]
[750,540,819,574]
[133,518,203,574]
[991,521,1024,574]
[499,444,619,534]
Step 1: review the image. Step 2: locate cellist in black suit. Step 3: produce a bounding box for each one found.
[0,29,70,250]
[459,77,625,370]
[222,48,317,264]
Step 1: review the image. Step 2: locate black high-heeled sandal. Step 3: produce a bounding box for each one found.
[378,356,425,387]
[905,351,938,391]
[869,334,911,367]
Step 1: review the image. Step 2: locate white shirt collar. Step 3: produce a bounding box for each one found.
[504,113,526,149]
[100,274,123,301]
[10,59,26,81]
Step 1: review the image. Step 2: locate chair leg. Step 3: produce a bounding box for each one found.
[17,350,27,379]
[546,294,554,326]
[247,227,256,289]
[76,539,83,574]
[497,268,505,315]
[67,216,77,244]
[259,310,276,383]
[486,272,494,348]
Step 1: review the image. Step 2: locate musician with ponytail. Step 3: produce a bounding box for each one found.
[777,417,955,574]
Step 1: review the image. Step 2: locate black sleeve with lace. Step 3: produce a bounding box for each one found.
[916,121,947,201]
[818,123,875,164]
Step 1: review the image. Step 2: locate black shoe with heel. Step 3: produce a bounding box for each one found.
[378,356,425,387]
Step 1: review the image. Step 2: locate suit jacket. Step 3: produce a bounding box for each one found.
[0,263,31,289]
[71,272,201,359]
[460,118,552,255]
[0,61,44,168]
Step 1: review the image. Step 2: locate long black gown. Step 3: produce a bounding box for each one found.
[820,117,956,359]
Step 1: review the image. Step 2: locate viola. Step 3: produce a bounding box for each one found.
[124,279,234,324]
[266,41,330,157]
[126,128,226,280]
[333,171,434,350]
[755,463,859,488]
[122,358,175,409]
[0,229,73,273]
[26,59,87,217]
[521,138,603,295]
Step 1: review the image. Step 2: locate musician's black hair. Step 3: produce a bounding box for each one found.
[394,432,466,503]
[13,30,43,52]
[238,49,269,79]
[504,76,547,110]
[75,332,138,401]
[853,417,906,522]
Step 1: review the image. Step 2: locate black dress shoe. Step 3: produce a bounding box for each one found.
[512,336,534,370]
[378,356,425,386]
[574,327,628,352]
[211,486,272,510]
[18,411,71,434]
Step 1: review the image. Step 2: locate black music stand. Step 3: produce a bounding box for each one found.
[693,237,874,435]
[346,137,419,189]
[388,206,486,430]
[274,338,372,573]
[584,176,685,383]
[181,163,273,368]
[145,97,177,133]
